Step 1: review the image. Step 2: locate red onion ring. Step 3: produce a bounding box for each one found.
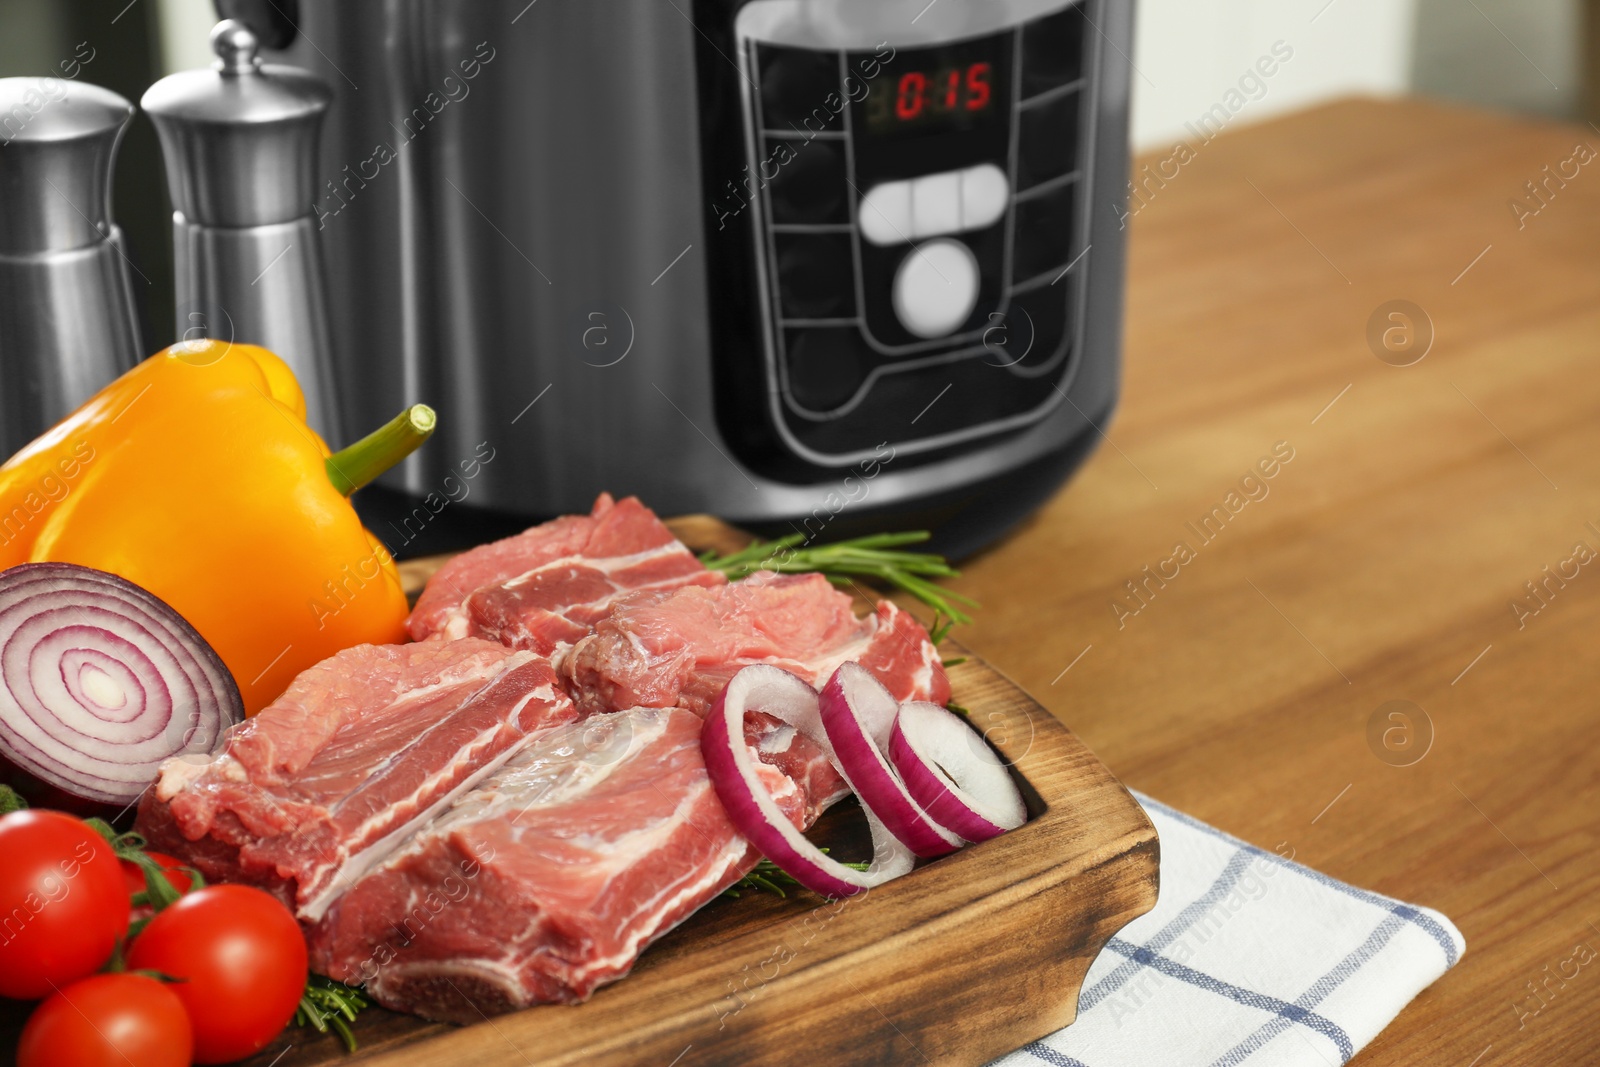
[889,701,1026,843]
[701,664,913,898]
[818,662,962,858]
[0,563,243,806]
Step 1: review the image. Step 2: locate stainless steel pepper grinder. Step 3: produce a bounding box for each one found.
[0,78,141,456]
[142,19,342,441]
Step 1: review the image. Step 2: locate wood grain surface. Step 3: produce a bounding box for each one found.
[937,98,1600,1064]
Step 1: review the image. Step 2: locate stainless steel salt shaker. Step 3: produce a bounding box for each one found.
[0,78,141,456]
[142,20,342,441]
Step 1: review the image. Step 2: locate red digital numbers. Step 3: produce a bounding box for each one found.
[966,62,991,111]
[895,62,992,122]
[896,71,927,120]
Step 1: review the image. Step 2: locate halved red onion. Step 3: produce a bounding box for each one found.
[818,662,962,858]
[702,664,912,898]
[0,563,243,807]
[889,701,1026,843]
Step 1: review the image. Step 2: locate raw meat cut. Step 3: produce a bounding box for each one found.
[408,497,946,733]
[136,639,577,922]
[308,705,823,1020]
[407,493,723,654]
[745,709,851,823]
[563,571,950,719]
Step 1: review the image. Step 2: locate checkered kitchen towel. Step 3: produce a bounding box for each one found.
[990,794,1465,1067]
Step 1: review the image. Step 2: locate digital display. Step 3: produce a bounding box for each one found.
[865,62,993,130]
[854,36,1012,151]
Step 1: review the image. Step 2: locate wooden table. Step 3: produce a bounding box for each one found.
[941,97,1600,1064]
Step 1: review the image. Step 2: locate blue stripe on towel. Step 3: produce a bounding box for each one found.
[1205,911,1408,1066]
[1080,847,1256,1013]
[1104,938,1355,1061]
[1023,1042,1091,1067]
[1135,793,1460,967]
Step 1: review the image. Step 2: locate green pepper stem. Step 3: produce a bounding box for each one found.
[325,404,437,496]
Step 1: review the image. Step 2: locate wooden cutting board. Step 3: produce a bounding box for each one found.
[228,645,1157,1067]
[225,517,1157,1067]
[238,653,1157,1066]
[0,518,1157,1067]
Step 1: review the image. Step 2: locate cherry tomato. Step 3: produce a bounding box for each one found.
[0,810,130,999]
[127,884,306,1064]
[17,972,192,1067]
[120,852,194,899]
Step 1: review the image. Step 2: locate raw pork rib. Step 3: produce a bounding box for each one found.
[309,706,819,1020]
[136,640,576,922]
[407,493,723,653]
[563,571,950,719]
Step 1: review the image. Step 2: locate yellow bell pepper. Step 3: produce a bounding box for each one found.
[0,339,435,715]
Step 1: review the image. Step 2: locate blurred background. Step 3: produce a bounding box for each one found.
[0,0,1590,351]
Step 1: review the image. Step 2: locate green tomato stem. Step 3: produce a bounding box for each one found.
[0,784,25,814]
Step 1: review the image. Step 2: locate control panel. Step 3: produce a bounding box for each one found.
[731,0,1095,466]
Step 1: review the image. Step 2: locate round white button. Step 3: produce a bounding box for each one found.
[892,238,979,339]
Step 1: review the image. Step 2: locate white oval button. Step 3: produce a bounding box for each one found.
[892,238,979,339]
[859,180,912,246]
[960,164,1009,230]
[911,170,962,239]
[859,162,1012,247]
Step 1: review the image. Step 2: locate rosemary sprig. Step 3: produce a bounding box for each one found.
[295,975,369,1053]
[928,611,957,646]
[723,855,871,899]
[701,531,978,628]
